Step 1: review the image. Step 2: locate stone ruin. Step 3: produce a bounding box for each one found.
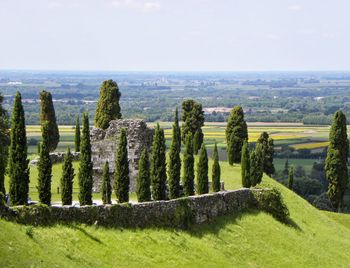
[90,119,154,192]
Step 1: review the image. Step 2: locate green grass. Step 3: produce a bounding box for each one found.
[1,161,350,267]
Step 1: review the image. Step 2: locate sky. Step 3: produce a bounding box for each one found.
[0,0,349,71]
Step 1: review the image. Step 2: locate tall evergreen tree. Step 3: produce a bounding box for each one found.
[182,134,195,196]
[74,115,80,152]
[39,90,59,152]
[212,143,221,192]
[151,123,167,200]
[102,161,112,204]
[193,129,201,155]
[78,113,93,206]
[37,122,52,205]
[226,106,248,164]
[9,92,30,205]
[0,94,9,194]
[250,143,263,187]
[94,79,122,129]
[241,141,251,188]
[257,132,275,176]
[114,128,129,203]
[325,111,349,212]
[283,159,289,178]
[168,109,181,199]
[181,100,204,148]
[136,148,151,202]
[61,146,74,205]
[288,166,294,190]
[196,144,209,194]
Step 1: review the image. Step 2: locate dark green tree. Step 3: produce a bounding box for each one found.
[61,146,74,205]
[193,129,201,155]
[94,79,122,129]
[283,159,289,179]
[181,100,204,148]
[241,141,251,188]
[114,128,129,203]
[9,92,30,205]
[37,122,52,205]
[136,148,151,202]
[0,94,9,194]
[325,111,349,212]
[212,143,221,192]
[151,123,167,200]
[39,90,59,152]
[182,134,195,196]
[168,109,181,199]
[102,161,112,204]
[250,143,263,187]
[288,167,294,190]
[74,115,80,152]
[196,144,209,194]
[257,132,275,176]
[78,113,93,206]
[226,106,248,164]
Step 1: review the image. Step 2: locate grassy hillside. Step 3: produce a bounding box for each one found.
[1,163,350,267]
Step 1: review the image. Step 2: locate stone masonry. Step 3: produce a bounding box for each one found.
[90,119,154,192]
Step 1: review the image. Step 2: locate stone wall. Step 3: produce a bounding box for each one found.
[1,189,263,228]
[90,119,154,192]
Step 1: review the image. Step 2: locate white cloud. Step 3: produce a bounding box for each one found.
[287,4,302,11]
[111,0,160,12]
[265,34,280,40]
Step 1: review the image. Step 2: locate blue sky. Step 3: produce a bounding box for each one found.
[0,0,349,71]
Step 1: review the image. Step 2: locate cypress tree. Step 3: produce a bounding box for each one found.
[74,115,80,152]
[193,129,201,155]
[226,106,248,164]
[257,132,275,176]
[168,109,181,199]
[283,159,289,178]
[151,123,167,200]
[37,122,52,205]
[9,92,30,205]
[94,79,122,129]
[61,146,74,206]
[78,113,93,206]
[288,166,294,190]
[0,94,9,194]
[182,134,195,196]
[102,161,112,204]
[196,144,209,194]
[114,128,129,203]
[39,90,59,152]
[241,141,251,188]
[325,111,349,212]
[250,143,263,187]
[212,143,221,192]
[181,99,204,148]
[136,148,151,202]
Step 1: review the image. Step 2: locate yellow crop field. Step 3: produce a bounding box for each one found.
[291,141,329,149]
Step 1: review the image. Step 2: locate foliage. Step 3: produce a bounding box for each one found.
[61,146,74,205]
[226,106,248,164]
[241,141,250,188]
[114,128,129,203]
[257,132,275,176]
[168,108,181,199]
[94,79,122,129]
[37,122,52,205]
[182,134,195,196]
[151,124,167,200]
[78,113,93,206]
[288,167,294,190]
[325,110,349,212]
[74,115,80,152]
[39,90,59,152]
[211,143,221,192]
[196,144,209,194]
[0,93,9,194]
[136,148,151,202]
[9,92,30,205]
[101,162,112,205]
[193,129,201,155]
[250,143,263,187]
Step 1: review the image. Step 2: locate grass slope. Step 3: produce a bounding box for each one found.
[1,163,350,267]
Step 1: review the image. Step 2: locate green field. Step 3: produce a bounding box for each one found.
[1,162,350,267]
